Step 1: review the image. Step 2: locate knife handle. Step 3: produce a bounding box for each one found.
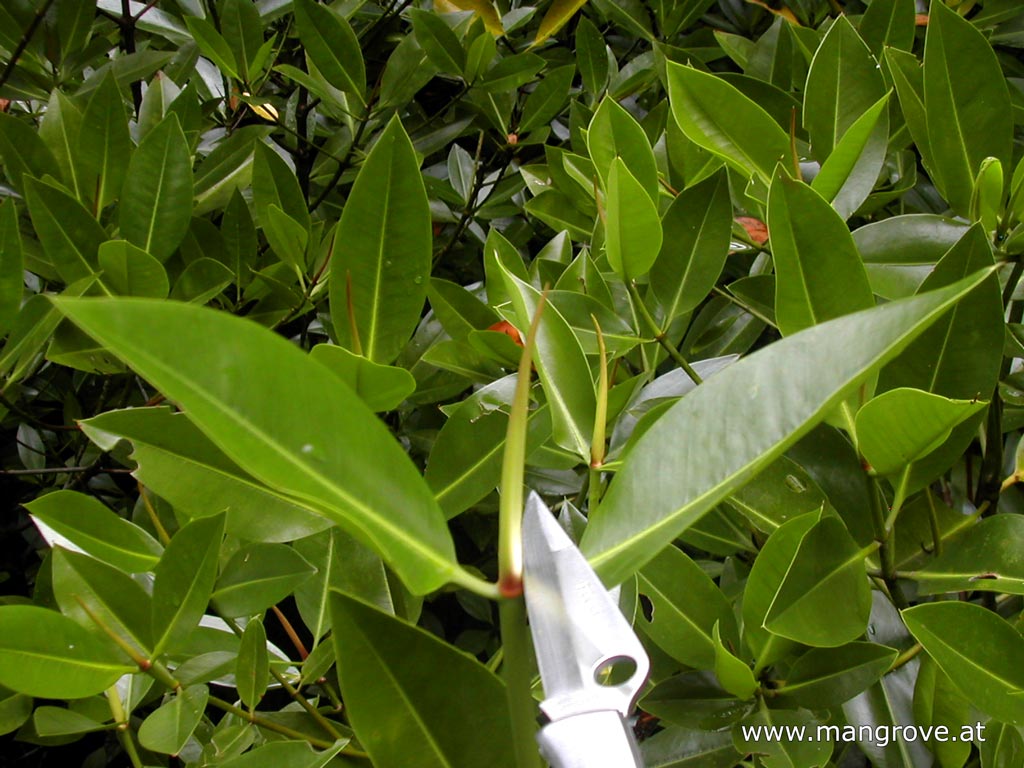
[536,710,643,768]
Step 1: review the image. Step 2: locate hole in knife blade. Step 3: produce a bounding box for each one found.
[593,655,638,687]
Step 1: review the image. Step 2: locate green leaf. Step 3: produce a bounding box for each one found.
[52,547,153,656]
[768,170,875,336]
[171,257,233,303]
[26,490,163,573]
[650,169,731,324]
[294,528,395,641]
[81,407,330,543]
[293,0,365,105]
[120,114,194,262]
[55,299,463,595]
[138,684,209,754]
[576,17,609,97]
[79,72,132,211]
[426,376,550,518]
[427,278,500,341]
[914,515,1024,596]
[587,97,659,202]
[212,543,315,617]
[33,706,108,737]
[309,344,416,412]
[0,199,23,337]
[923,0,1013,216]
[902,602,1024,726]
[775,642,898,709]
[859,0,915,57]
[581,269,995,586]
[185,16,241,80]
[605,157,662,280]
[237,618,269,710]
[803,16,885,162]
[194,126,266,217]
[252,141,310,235]
[152,513,225,656]
[639,724,742,768]
[500,268,596,460]
[732,709,833,768]
[811,92,890,220]
[219,740,348,768]
[329,592,516,768]
[38,91,84,200]
[98,240,169,298]
[666,62,789,184]
[23,176,108,288]
[712,622,757,700]
[725,456,829,534]
[410,9,465,76]
[764,515,871,646]
[220,0,265,82]
[524,190,594,241]
[263,204,308,272]
[637,545,737,670]
[0,113,60,194]
[533,0,588,46]
[855,388,987,476]
[913,656,973,768]
[331,116,431,365]
[519,64,576,135]
[0,606,132,698]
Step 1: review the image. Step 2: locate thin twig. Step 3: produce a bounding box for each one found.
[0,0,58,91]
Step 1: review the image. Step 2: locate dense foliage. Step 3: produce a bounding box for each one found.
[1,0,1024,766]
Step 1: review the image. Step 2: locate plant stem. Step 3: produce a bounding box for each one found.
[106,686,143,768]
[0,0,58,92]
[207,695,337,748]
[499,598,540,768]
[627,281,702,385]
[887,643,922,672]
[869,478,907,608]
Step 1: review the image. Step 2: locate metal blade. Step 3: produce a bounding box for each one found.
[522,492,650,723]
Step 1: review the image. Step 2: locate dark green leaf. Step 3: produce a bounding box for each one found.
[0,113,60,194]
[775,642,898,709]
[859,0,915,56]
[252,141,311,235]
[138,684,209,754]
[410,9,466,77]
[98,240,169,298]
[605,157,662,279]
[0,200,23,336]
[237,618,269,710]
[24,176,107,288]
[212,543,315,617]
[293,0,365,105]
[78,72,131,211]
[914,515,1024,596]
[519,64,576,134]
[185,16,240,80]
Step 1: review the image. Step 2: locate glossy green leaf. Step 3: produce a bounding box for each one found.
[972,157,1004,234]
[725,456,828,534]
[138,684,209,754]
[185,15,240,80]
[519,64,575,135]
[856,388,986,476]
[329,592,516,768]
[637,545,736,670]
[152,513,225,656]
[1,281,92,384]
[38,91,84,199]
[212,543,315,617]
[914,515,1024,596]
[98,240,169,298]
[0,113,60,194]
[0,606,132,698]
[427,278,500,341]
[410,10,465,76]
[803,16,885,161]
[170,257,233,303]
[666,62,789,184]
[582,269,995,586]
[80,407,331,543]
[712,622,756,700]
[902,602,1024,726]
[193,126,266,217]
[923,1,1013,216]
[524,190,593,241]
[764,515,871,646]
[309,344,415,412]
[775,642,898,709]
[24,176,107,288]
[640,670,750,731]
[26,490,162,573]
[913,656,972,768]
[650,169,731,324]
[263,204,308,272]
[52,547,153,656]
[55,299,463,595]
[120,114,193,262]
[33,706,108,737]
[331,116,431,365]
[500,267,595,460]
[576,17,608,96]
[237,618,269,710]
[639,724,742,768]
[294,528,394,641]
[533,0,588,46]
[605,158,662,280]
[252,141,310,235]
[587,97,659,201]
[293,0,365,105]
[979,722,1024,768]
[0,199,23,337]
[220,0,264,82]
[426,376,550,518]
[768,170,874,336]
[732,709,832,768]
[78,72,131,211]
[811,92,889,220]
[859,0,915,56]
